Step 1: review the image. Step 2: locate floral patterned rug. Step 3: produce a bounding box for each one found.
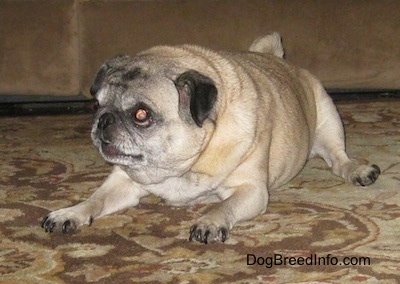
[1,100,399,283]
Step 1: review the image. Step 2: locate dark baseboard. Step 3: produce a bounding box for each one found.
[328,89,400,102]
[0,100,95,116]
[0,90,399,116]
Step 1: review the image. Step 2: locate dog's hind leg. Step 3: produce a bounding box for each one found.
[309,83,380,186]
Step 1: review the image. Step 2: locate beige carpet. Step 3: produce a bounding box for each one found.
[1,100,399,283]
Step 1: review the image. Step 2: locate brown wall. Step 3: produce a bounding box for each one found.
[1,0,399,99]
[0,1,79,96]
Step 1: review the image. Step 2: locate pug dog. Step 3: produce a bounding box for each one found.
[41,33,380,243]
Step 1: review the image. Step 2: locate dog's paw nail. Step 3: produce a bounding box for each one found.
[62,220,71,234]
[62,220,77,234]
[189,225,201,242]
[40,214,79,234]
[189,224,208,243]
[88,216,94,226]
[352,164,381,186]
[40,216,49,228]
[189,224,229,244]
[220,227,228,242]
[42,216,56,233]
[371,164,381,174]
[356,177,365,187]
[40,215,56,233]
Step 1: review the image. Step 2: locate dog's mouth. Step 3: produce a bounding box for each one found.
[100,143,143,164]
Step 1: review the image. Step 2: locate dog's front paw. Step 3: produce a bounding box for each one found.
[41,207,93,234]
[189,222,229,244]
[351,164,381,186]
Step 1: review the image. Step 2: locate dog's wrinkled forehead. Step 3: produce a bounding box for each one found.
[90,55,151,102]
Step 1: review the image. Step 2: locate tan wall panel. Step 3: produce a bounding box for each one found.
[80,0,400,96]
[1,0,399,98]
[0,0,79,96]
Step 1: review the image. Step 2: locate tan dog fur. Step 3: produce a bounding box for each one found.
[41,33,380,243]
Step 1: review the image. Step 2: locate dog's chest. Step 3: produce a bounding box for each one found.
[143,173,224,206]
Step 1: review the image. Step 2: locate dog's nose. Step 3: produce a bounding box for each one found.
[98,113,115,130]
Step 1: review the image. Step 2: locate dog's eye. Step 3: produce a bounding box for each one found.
[133,107,151,127]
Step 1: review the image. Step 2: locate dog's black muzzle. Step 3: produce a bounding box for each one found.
[98,112,116,144]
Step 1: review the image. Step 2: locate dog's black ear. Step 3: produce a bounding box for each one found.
[90,63,110,97]
[175,70,218,127]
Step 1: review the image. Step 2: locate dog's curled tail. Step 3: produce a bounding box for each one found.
[248,32,284,58]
